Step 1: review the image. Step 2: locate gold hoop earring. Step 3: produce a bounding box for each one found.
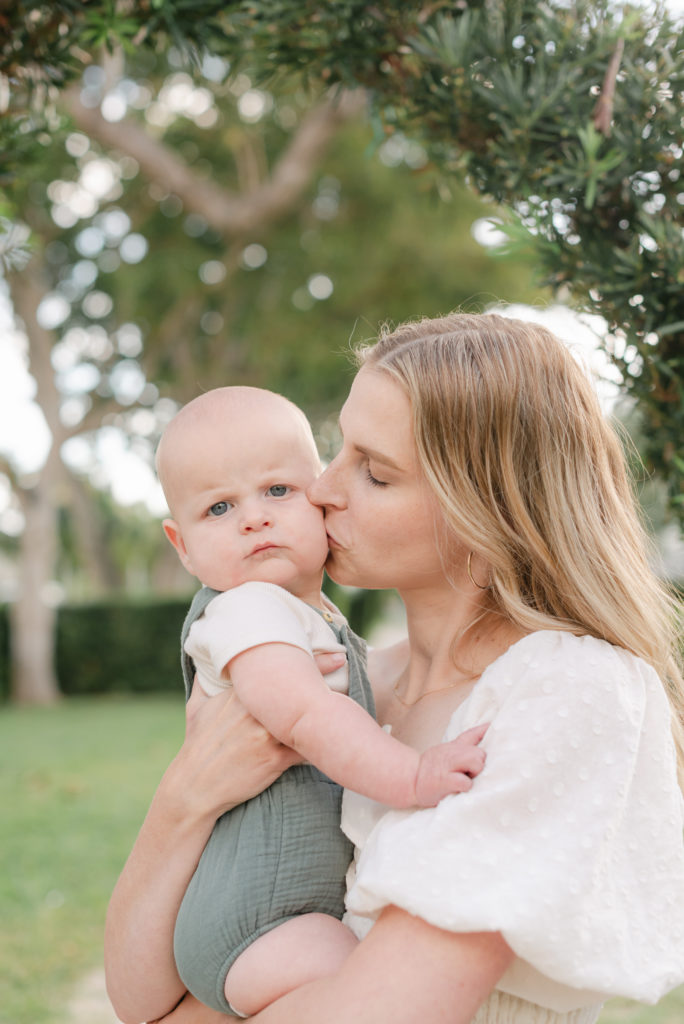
[467,550,489,590]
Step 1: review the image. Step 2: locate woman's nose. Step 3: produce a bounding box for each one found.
[308,455,345,509]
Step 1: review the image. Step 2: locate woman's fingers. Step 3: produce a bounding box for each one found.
[148,990,228,1024]
[314,651,347,676]
[185,676,212,725]
[179,684,302,816]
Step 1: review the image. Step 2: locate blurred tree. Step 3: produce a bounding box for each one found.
[1,34,537,701]
[3,0,681,514]
[202,0,684,517]
[0,71,363,702]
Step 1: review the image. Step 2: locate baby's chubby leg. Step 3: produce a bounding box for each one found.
[225,913,358,1016]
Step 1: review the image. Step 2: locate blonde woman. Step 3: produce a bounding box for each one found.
[106,313,684,1024]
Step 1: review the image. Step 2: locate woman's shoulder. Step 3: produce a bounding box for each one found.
[490,629,656,682]
[472,628,667,731]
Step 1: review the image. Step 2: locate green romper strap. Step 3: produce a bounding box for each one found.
[180,586,221,701]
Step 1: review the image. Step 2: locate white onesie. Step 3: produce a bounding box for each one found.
[184,581,349,697]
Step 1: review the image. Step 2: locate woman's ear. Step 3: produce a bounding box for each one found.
[162,518,195,575]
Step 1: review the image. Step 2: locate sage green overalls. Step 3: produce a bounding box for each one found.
[173,586,375,1016]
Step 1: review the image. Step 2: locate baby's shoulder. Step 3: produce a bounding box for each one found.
[203,581,308,618]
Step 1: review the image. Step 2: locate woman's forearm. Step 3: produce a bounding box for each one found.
[105,757,216,1023]
[138,910,512,1024]
[248,907,513,1024]
[148,991,233,1024]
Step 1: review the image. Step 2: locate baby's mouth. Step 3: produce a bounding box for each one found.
[249,543,281,557]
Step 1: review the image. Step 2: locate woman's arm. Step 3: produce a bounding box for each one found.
[150,906,513,1024]
[104,685,301,1024]
[252,907,513,1024]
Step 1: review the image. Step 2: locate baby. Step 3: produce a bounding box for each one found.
[157,386,487,1018]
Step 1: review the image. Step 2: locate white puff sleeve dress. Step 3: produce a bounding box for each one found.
[341,631,684,1024]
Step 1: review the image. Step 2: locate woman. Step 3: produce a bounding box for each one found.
[105,313,684,1024]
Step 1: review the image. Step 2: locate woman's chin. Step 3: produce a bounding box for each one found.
[323,555,350,586]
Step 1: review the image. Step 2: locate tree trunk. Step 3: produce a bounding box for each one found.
[11,456,62,704]
[7,258,66,704]
[67,475,123,595]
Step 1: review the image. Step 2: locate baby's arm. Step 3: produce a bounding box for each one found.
[228,643,486,808]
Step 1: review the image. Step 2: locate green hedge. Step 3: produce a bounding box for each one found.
[0,584,387,702]
[0,605,8,700]
[57,598,191,696]
[0,598,191,701]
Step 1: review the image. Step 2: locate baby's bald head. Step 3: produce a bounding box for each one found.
[156,387,320,517]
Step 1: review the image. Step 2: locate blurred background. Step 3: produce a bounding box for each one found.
[1,2,682,1021]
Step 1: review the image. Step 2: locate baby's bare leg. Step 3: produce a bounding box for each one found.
[224,913,358,1017]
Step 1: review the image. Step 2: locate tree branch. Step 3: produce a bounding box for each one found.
[593,38,624,136]
[62,86,366,238]
[7,256,65,451]
[6,255,133,447]
[64,395,129,438]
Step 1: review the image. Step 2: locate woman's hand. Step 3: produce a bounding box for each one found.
[177,647,349,817]
[174,649,348,820]
[173,682,304,823]
[148,991,227,1024]
[314,650,349,678]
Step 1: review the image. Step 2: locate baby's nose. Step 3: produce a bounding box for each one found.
[239,500,273,532]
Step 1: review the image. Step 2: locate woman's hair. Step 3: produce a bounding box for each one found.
[356,312,684,787]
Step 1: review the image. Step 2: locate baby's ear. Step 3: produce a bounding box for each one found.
[162,519,195,575]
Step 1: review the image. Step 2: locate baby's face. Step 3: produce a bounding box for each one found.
[166,408,329,604]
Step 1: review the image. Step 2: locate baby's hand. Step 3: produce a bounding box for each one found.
[414,723,488,807]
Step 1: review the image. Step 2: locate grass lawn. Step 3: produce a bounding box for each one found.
[0,696,184,1024]
[0,696,681,1024]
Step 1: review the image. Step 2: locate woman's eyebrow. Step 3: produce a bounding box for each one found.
[337,413,404,472]
[355,443,403,472]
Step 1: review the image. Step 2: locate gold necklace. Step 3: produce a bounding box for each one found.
[392,676,473,707]
[393,610,500,707]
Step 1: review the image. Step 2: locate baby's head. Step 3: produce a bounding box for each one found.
[157,387,329,602]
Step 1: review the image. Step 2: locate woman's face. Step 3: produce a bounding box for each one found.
[308,365,447,592]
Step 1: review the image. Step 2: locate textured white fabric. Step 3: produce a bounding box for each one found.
[342,631,684,1018]
[185,581,348,697]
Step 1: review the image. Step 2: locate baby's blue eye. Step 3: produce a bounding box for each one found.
[208,501,230,517]
[268,484,289,497]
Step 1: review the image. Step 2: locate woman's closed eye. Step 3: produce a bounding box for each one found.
[365,465,388,487]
